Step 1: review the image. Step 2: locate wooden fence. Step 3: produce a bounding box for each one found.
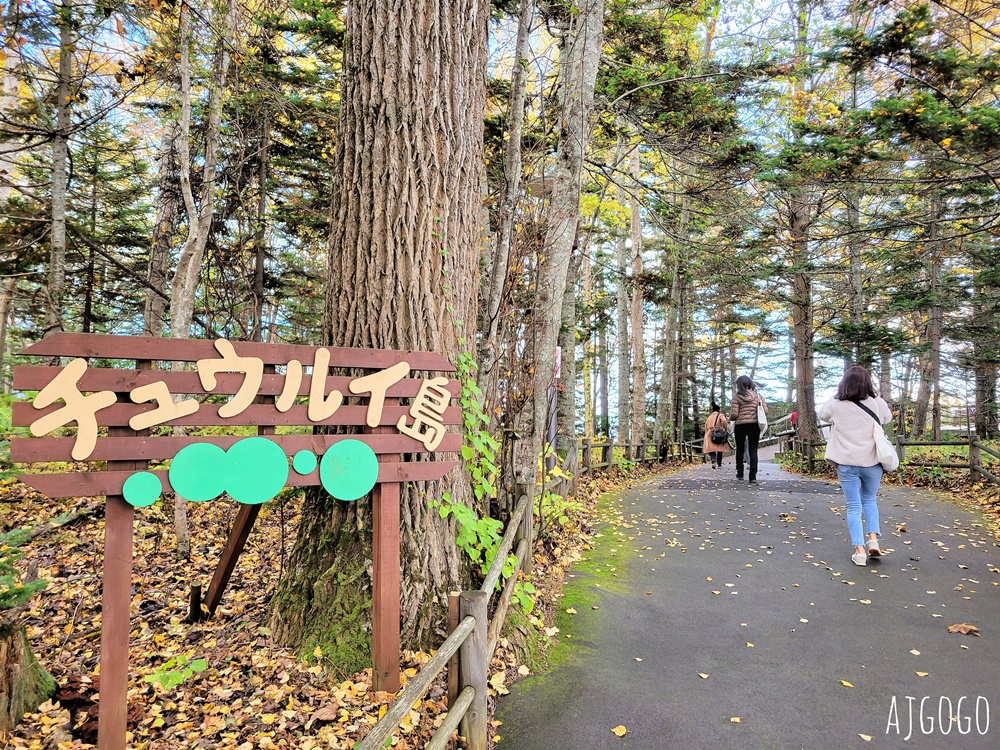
[780,432,1000,488]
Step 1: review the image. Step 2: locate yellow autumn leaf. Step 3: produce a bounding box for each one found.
[910,649,920,655]
[730,717,741,723]
[746,642,754,648]
[916,671,929,677]
[840,680,855,688]
[860,734,872,741]
[313,646,323,658]
[517,665,530,676]
[611,725,627,736]
[698,673,709,679]
[566,608,577,615]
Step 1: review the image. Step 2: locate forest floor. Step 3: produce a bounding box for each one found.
[0,458,681,750]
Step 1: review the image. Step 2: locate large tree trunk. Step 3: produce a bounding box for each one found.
[271,0,487,665]
[628,146,646,445]
[975,358,998,441]
[0,622,56,733]
[597,319,610,436]
[45,0,73,337]
[512,0,603,487]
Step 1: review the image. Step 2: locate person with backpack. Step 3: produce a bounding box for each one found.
[702,402,732,469]
[817,365,893,567]
[729,375,767,484]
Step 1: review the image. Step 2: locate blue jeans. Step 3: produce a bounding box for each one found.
[837,464,883,546]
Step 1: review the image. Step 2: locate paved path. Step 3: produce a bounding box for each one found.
[497,447,1000,750]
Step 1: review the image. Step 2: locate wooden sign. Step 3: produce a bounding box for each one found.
[11,333,461,750]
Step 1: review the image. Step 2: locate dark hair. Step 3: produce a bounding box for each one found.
[710,402,720,412]
[735,375,755,397]
[835,365,877,402]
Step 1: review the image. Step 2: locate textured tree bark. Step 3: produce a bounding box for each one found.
[789,196,818,442]
[145,123,180,337]
[597,321,610,436]
[45,0,73,337]
[478,0,533,397]
[628,147,647,445]
[975,358,998,440]
[556,248,581,460]
[513,0,603,488]
[614,230,630,442]
[170,0,239,341]
[581,246,594,437]
[0,622,56,732]
[271,0,488,659]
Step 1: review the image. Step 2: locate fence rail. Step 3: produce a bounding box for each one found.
[779,432,1000,489]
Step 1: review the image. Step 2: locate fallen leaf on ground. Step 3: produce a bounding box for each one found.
[840,680,855,688]
[860,734,872,741]
[565,608,577,615]
[947,622,980,636]
[910,649,920,655]
[916,672,929,677]
[611,725,627,737]
[698,673,709,679]
[730,717,741,723]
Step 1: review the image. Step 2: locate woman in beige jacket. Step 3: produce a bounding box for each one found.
[729,375,767,483]
[703,402,732,468]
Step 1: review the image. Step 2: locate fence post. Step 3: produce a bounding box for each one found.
[447,591,461,705]
[582,438,592,473]
[514,482,532,576]
[969,436,982,482]
[807,440,815,473]
[602,442,611,468]
[458,590,488,750]
[895,433,904,466]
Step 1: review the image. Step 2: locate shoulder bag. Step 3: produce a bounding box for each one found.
[853,401,899,471]
[756,395,768,431]
[709,413,730,445]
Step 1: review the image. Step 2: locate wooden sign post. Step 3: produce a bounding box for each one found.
[11,333,460,750]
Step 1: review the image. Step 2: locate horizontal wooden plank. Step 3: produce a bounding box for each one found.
[19,333,455,371]
[13,365,460,398]
[13,402,461,429]
[17,460,459,499]
[10,432,462,463]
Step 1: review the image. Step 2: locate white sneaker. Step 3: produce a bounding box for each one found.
[866,539,882,557]
[852,551,867,566]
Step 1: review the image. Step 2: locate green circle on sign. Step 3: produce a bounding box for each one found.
[226,437,289,504]
[123,472,162,507]
[292,450,318,475]
[170,443,228,501]
[320,439,378,501]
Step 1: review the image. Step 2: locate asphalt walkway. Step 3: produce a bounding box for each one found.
[496,446,1000,750]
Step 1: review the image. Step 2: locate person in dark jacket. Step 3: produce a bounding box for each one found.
[729,375,767,484]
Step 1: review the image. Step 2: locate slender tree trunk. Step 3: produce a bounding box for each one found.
[556,248,580,460]
[170,0,239,340]
[614,230,630,442]
[581,243,594,436]
[789,196,818,441]
[0,623,56,733]
[628,146,646,444]
[513,0,603,487]
[272,0,488,660]
[879,349,892,402]
[928,196,942,440]
[0,276,13,390]
[45,0,73,336]
[251,112,271,343]
[478,0,533,391]
[598,320,610,436]
[975,358,998,440]
[145,123,180,337]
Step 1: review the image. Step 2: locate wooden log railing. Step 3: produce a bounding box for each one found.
[356,489,532,750]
